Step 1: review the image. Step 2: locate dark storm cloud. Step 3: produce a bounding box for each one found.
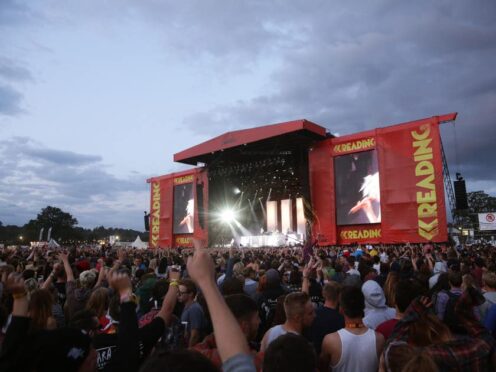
[0,138,148,228]
[178,1,496,194]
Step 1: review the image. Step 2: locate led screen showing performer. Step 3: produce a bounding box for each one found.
[173,183,194,234]
[334,150,381,225]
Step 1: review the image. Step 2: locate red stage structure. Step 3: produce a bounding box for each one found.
[148,113,457,248]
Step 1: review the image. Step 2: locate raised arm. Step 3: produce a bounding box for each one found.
[155,270,180,326]
[42,262,61,289]
[58,252,74,282]
[187,239,252,364]
[94,259,106,288]
[109,272,140,372]
[301,261,311,295]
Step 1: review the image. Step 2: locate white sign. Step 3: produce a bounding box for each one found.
[479,213,496,231]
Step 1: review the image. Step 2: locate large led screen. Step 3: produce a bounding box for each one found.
[173,183,194,234]
[334,150,381,225]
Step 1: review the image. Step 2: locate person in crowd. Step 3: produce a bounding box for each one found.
[362,279,396,329]
[243,267,258,298]
[345,256,360,276]
[479,271,496,322]
[376,279,423,340]
[28,288,57,332]
[86,287,111,333]
[381,342,439,372]
[155,257,168,279]
[484,302,496,337]
[387,290,495,370]
[92,271,179,371]
[60,251,98,321]
[255,268,286,336]
[429,261,448,289]
[383,271,399,307]
[260,292,315,352]
[434,271,463,322]
[178,278,206,347]
[263,333,316,372]
[193,294,263,371]
[0,273,96,371]
[186,238,256,371]
[304,279,344,355]
[1,240,496,372]
[320,285,385,372]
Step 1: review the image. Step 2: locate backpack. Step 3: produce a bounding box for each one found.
[443,291,464,334]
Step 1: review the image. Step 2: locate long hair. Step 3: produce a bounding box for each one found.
[86,287,110,318]
[384,271,399,307]
[29,289,54,332]
[408,312,453,346]
[384,342,438,372]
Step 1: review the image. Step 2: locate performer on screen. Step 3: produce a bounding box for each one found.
[179,198,194,233]
[349,172,381,223]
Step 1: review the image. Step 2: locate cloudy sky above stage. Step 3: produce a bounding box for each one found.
[1,1,495,230]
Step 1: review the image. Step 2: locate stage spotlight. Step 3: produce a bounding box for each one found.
[233,187,241,194]
[220,209,237,224]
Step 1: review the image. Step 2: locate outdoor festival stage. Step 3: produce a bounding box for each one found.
[147,113,457,248]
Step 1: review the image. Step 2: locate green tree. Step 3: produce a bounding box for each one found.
[468,191,496,214]
[24,206,78,242]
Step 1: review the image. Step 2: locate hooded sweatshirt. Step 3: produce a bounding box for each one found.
[428,261,447,289]
[361,280,395,329]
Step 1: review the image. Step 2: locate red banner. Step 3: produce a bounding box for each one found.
[148,169,209,248]
[377,117,447,243]
[310,116,449,245]
[309,142,336,245]
[149,176,173,248]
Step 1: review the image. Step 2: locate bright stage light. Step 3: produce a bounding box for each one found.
[233,187,241,195]
[220,209,236,223]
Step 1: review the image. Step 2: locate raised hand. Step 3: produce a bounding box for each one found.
[303,261,311,278]
[187,238,215,285]
[58,251,69,262]
[109,272,132,297]
[169,269,181,281]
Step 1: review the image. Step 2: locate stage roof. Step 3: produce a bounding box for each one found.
[174,119,329,165]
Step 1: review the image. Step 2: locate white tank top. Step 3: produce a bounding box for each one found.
[266,325,298,346]
[331,328,378,372]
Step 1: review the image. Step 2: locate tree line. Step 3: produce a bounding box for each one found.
[0,206,147,245]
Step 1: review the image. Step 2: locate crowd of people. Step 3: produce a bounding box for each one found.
[0,240,495,371]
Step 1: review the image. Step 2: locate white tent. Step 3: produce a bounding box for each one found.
[132,236,148,249]
[47,239,60,248]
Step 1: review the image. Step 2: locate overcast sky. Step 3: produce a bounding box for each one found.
[1,0,495,230]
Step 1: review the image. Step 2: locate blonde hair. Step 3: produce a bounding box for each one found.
[79,270,97,289]
[283,292,310,319]
[233,262,245,280]
[483,272,496,289]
